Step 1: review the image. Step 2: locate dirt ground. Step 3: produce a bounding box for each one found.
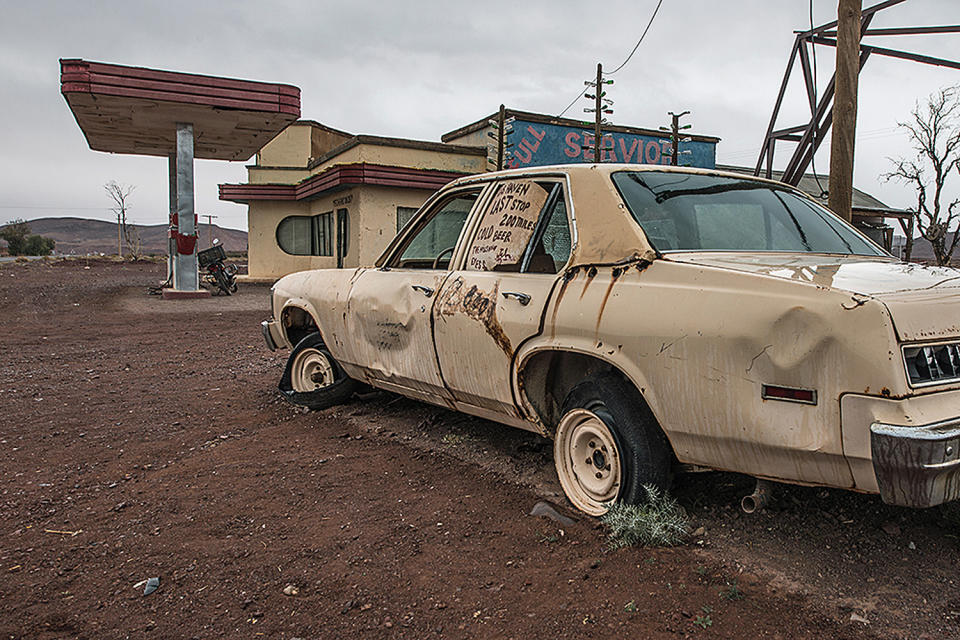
[1,259,958,639]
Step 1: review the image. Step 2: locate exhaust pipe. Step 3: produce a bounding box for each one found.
[741,479,772,513]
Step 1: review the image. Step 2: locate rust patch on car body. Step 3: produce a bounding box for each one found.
[595,276,619,334]
[549,267,579,335]
[437,277,512,356]
[580,266,597,299]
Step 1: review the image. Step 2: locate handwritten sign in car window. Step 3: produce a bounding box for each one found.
[468,180,548,271]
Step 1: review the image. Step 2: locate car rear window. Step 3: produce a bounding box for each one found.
[611,171,886,256]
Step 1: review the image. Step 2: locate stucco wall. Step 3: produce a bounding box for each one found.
[444,128,487,148]
[248,167,310,185]
[247,200,335,280]
[353,187,436,266]
[312,144,485,175]
[245,186,437,281]
[256,122,352,169]
[257,124,311,167]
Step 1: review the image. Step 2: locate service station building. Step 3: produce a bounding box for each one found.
[219,110,722,281]
[220,109,903,282]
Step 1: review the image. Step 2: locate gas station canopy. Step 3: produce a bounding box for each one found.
[60,58,300,296]
[60,58,300,161]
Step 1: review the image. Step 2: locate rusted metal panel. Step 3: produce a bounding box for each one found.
[434,272,555,418]
[528,255,906,489]
[432,178,568,423]
[337,268,454,403]
[874,290,960,342]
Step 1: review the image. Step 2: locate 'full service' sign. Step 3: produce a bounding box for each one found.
[502,120,716,170]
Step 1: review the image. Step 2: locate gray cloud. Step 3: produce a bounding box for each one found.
[1,0,957,230]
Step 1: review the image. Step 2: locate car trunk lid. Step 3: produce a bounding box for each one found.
[665,253,960,341]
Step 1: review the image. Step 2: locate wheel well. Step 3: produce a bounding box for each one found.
[518,351,651,436]
[281,306,320,348]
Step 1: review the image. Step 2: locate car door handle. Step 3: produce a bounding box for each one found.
[502,291,531,306]
[411,284,435,297]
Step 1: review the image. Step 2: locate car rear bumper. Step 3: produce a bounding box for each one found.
[870,417,960,508]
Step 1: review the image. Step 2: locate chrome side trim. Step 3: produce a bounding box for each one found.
[923,458,960,470]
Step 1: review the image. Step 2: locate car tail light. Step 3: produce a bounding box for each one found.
[903,343,960,387]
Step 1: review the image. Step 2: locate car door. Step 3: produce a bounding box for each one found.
[432,177,573,421]
[338,187,486,407]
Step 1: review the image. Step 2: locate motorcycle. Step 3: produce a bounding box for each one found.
[198,240,238,295]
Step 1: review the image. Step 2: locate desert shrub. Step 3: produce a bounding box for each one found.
[602,485,690,548]
[1,220,55,256]
[1,219,30,255]
[24,235,55,256]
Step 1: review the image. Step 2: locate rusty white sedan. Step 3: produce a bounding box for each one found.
[262,164,960,515]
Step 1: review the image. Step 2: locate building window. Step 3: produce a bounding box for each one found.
[316,212,333,256]
[397,206,418,232]
[276,213,333,256]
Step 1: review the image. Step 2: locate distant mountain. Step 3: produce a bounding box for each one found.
[1,217,247,255]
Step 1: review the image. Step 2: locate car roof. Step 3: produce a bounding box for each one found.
[450,163,792,191]
[378,164,817,270]
[448,164,798,268]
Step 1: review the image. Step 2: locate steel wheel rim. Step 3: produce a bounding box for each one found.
[291,348,335,392]
[554,408,621,516]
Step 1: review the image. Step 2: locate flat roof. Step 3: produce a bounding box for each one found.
[307,134,486,170]
[61,58,300,161]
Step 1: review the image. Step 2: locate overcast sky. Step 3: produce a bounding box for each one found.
[1,0,957,231]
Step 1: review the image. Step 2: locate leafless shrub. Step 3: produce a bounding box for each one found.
[884,86,960,265]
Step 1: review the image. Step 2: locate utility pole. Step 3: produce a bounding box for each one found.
[201,214,218,247]
[486,104,514,171]
[583,63,614,161]
[594,64,603,155]
[660,111,692,166]
[828,0,862,222]
[497,104,506,171]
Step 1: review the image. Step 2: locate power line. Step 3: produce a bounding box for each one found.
[607,0,665,75]
[557,0,664,116]
[557,86,589,118]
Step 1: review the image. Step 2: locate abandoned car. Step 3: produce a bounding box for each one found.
[262,164,960,515]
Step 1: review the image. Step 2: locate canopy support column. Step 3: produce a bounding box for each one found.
[172,123,200,292]
[167,153,175,284]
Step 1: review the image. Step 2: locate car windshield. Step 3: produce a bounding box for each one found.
[611,171,887,256]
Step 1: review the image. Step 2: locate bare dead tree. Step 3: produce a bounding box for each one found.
[104,181,142,260]
[884,86,960,265]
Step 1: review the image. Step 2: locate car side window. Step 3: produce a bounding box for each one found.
[464,180,570,274]
[532,191,572,273]
[391,191,480,269]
